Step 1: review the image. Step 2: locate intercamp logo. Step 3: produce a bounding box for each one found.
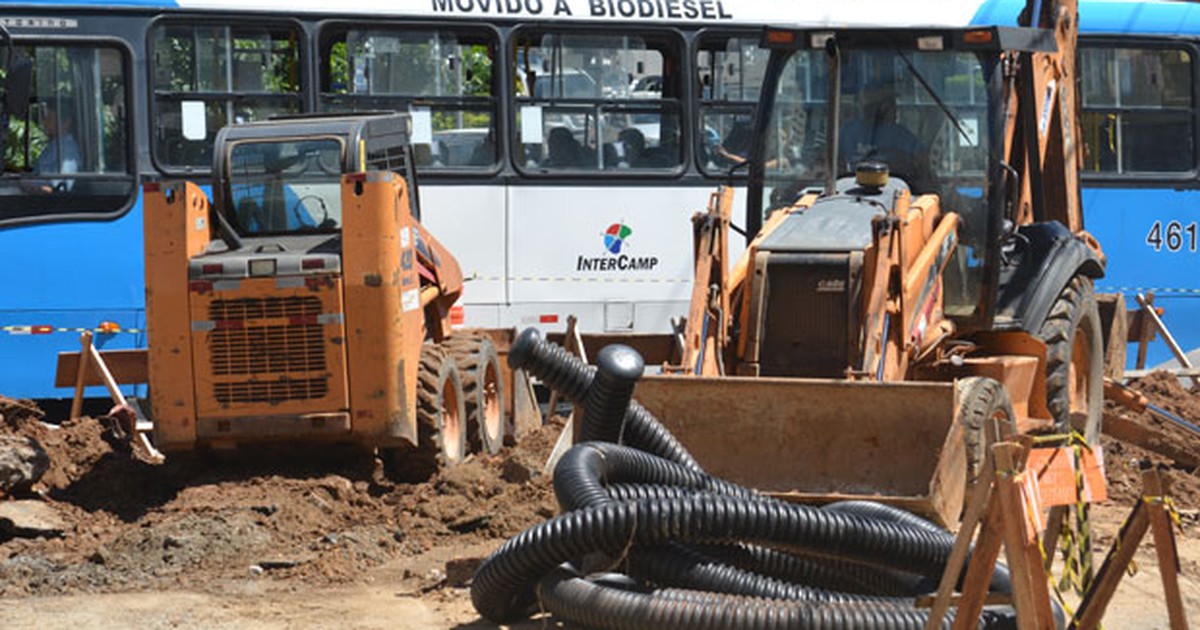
[576,222,659,272]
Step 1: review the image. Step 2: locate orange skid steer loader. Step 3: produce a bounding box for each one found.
[137,113,507,480]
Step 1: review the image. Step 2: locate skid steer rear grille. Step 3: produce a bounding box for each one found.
[209,324,326,376]
[214,377,329,405]
[209,295,321,322]
[206,296,328,404]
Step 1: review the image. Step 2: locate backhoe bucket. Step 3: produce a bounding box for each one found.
[634,375,966,527]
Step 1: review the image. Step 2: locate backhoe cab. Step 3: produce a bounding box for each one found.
[142,113,508,480]
[640,1,1106,525]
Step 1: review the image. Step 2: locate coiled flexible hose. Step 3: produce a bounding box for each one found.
[475,330,1022,628]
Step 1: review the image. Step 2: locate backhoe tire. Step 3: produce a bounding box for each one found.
[956,376,1016,486]
[1036,275,1104,593]
[445,333,506,456]
[1037,275,1104,443]
[381,344,467,483]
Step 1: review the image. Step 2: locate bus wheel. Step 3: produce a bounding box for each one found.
[956,376,1016,490]
[381,344,467,482]
[446,333,506,456]
[1037,274,1104,592]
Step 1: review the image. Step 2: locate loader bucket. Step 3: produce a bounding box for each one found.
[633,375,966,528]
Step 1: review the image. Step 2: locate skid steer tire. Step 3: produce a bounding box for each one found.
[956,376,1016,487]
[381,344,467,483]
[445,333,506,456]
[1037,275,1104,443]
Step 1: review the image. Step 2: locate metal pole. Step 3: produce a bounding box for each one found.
[824,39,840,197]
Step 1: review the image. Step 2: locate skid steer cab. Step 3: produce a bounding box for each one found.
[142,113,508,481]
[639,2,1108,526]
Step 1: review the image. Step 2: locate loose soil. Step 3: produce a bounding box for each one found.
[0,396,559,601]
[2,372,1199,629]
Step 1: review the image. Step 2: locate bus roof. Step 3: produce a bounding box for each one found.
[2,0,1019,29]
[7,0,1196,35]
[973,0,1200,36]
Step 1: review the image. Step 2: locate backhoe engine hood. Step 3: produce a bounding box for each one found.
[758,176,906,253]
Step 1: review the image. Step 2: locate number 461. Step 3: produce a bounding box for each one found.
[1146,221,1198,252]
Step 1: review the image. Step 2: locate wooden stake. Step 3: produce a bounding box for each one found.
[543,315,588,474]
[70,331,94,420]
[1144,470,1189,630]
[950,493,1007,630]
[68,330,165,463]
[994,443,1056,630]
[926,448,998,630]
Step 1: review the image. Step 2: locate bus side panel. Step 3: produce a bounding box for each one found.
[417,184,507,328]
[1084,186,1200,367]
[505,185,701,334]
[0,201,147,400]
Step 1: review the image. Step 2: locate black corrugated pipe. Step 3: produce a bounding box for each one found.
[822,500,1014,596]
[552,442,755,512]
[531,566,1025,630]
[622,543,918,604]
[691,541,936,598]
[508,327,702,471]
[578,344,644,443]
[477,331,1024,629]
[471,484,1000,624]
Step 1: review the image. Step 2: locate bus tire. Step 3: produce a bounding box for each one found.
[381,344,467,482]
[446,333,506,455]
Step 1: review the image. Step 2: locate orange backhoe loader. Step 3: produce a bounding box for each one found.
[140,113,506,480]
[637,0,1106,526]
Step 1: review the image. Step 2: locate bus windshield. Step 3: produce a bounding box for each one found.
[226,137,345,236]
[762,44,994,318]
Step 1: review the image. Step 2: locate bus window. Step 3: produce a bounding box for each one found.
[320,26,498,170]
[696,34,768,174]
[511,29,683,173]
[0,44,132,225]
[151,22,302,171]
[1080,46,1194,174]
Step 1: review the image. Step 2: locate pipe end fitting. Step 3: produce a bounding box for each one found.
[596,345,645,382]
[509,327,544,369]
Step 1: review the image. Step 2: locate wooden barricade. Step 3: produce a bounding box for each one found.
[924,440,1187,630]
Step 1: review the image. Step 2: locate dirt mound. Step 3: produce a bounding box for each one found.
[0,399,562,597]
[1102,371,1200,509]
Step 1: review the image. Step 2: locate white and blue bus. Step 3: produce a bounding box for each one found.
[0,0,783,400]
[0,0,1195,401]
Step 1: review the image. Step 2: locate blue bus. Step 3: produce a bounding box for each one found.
[0,0,1196,403]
